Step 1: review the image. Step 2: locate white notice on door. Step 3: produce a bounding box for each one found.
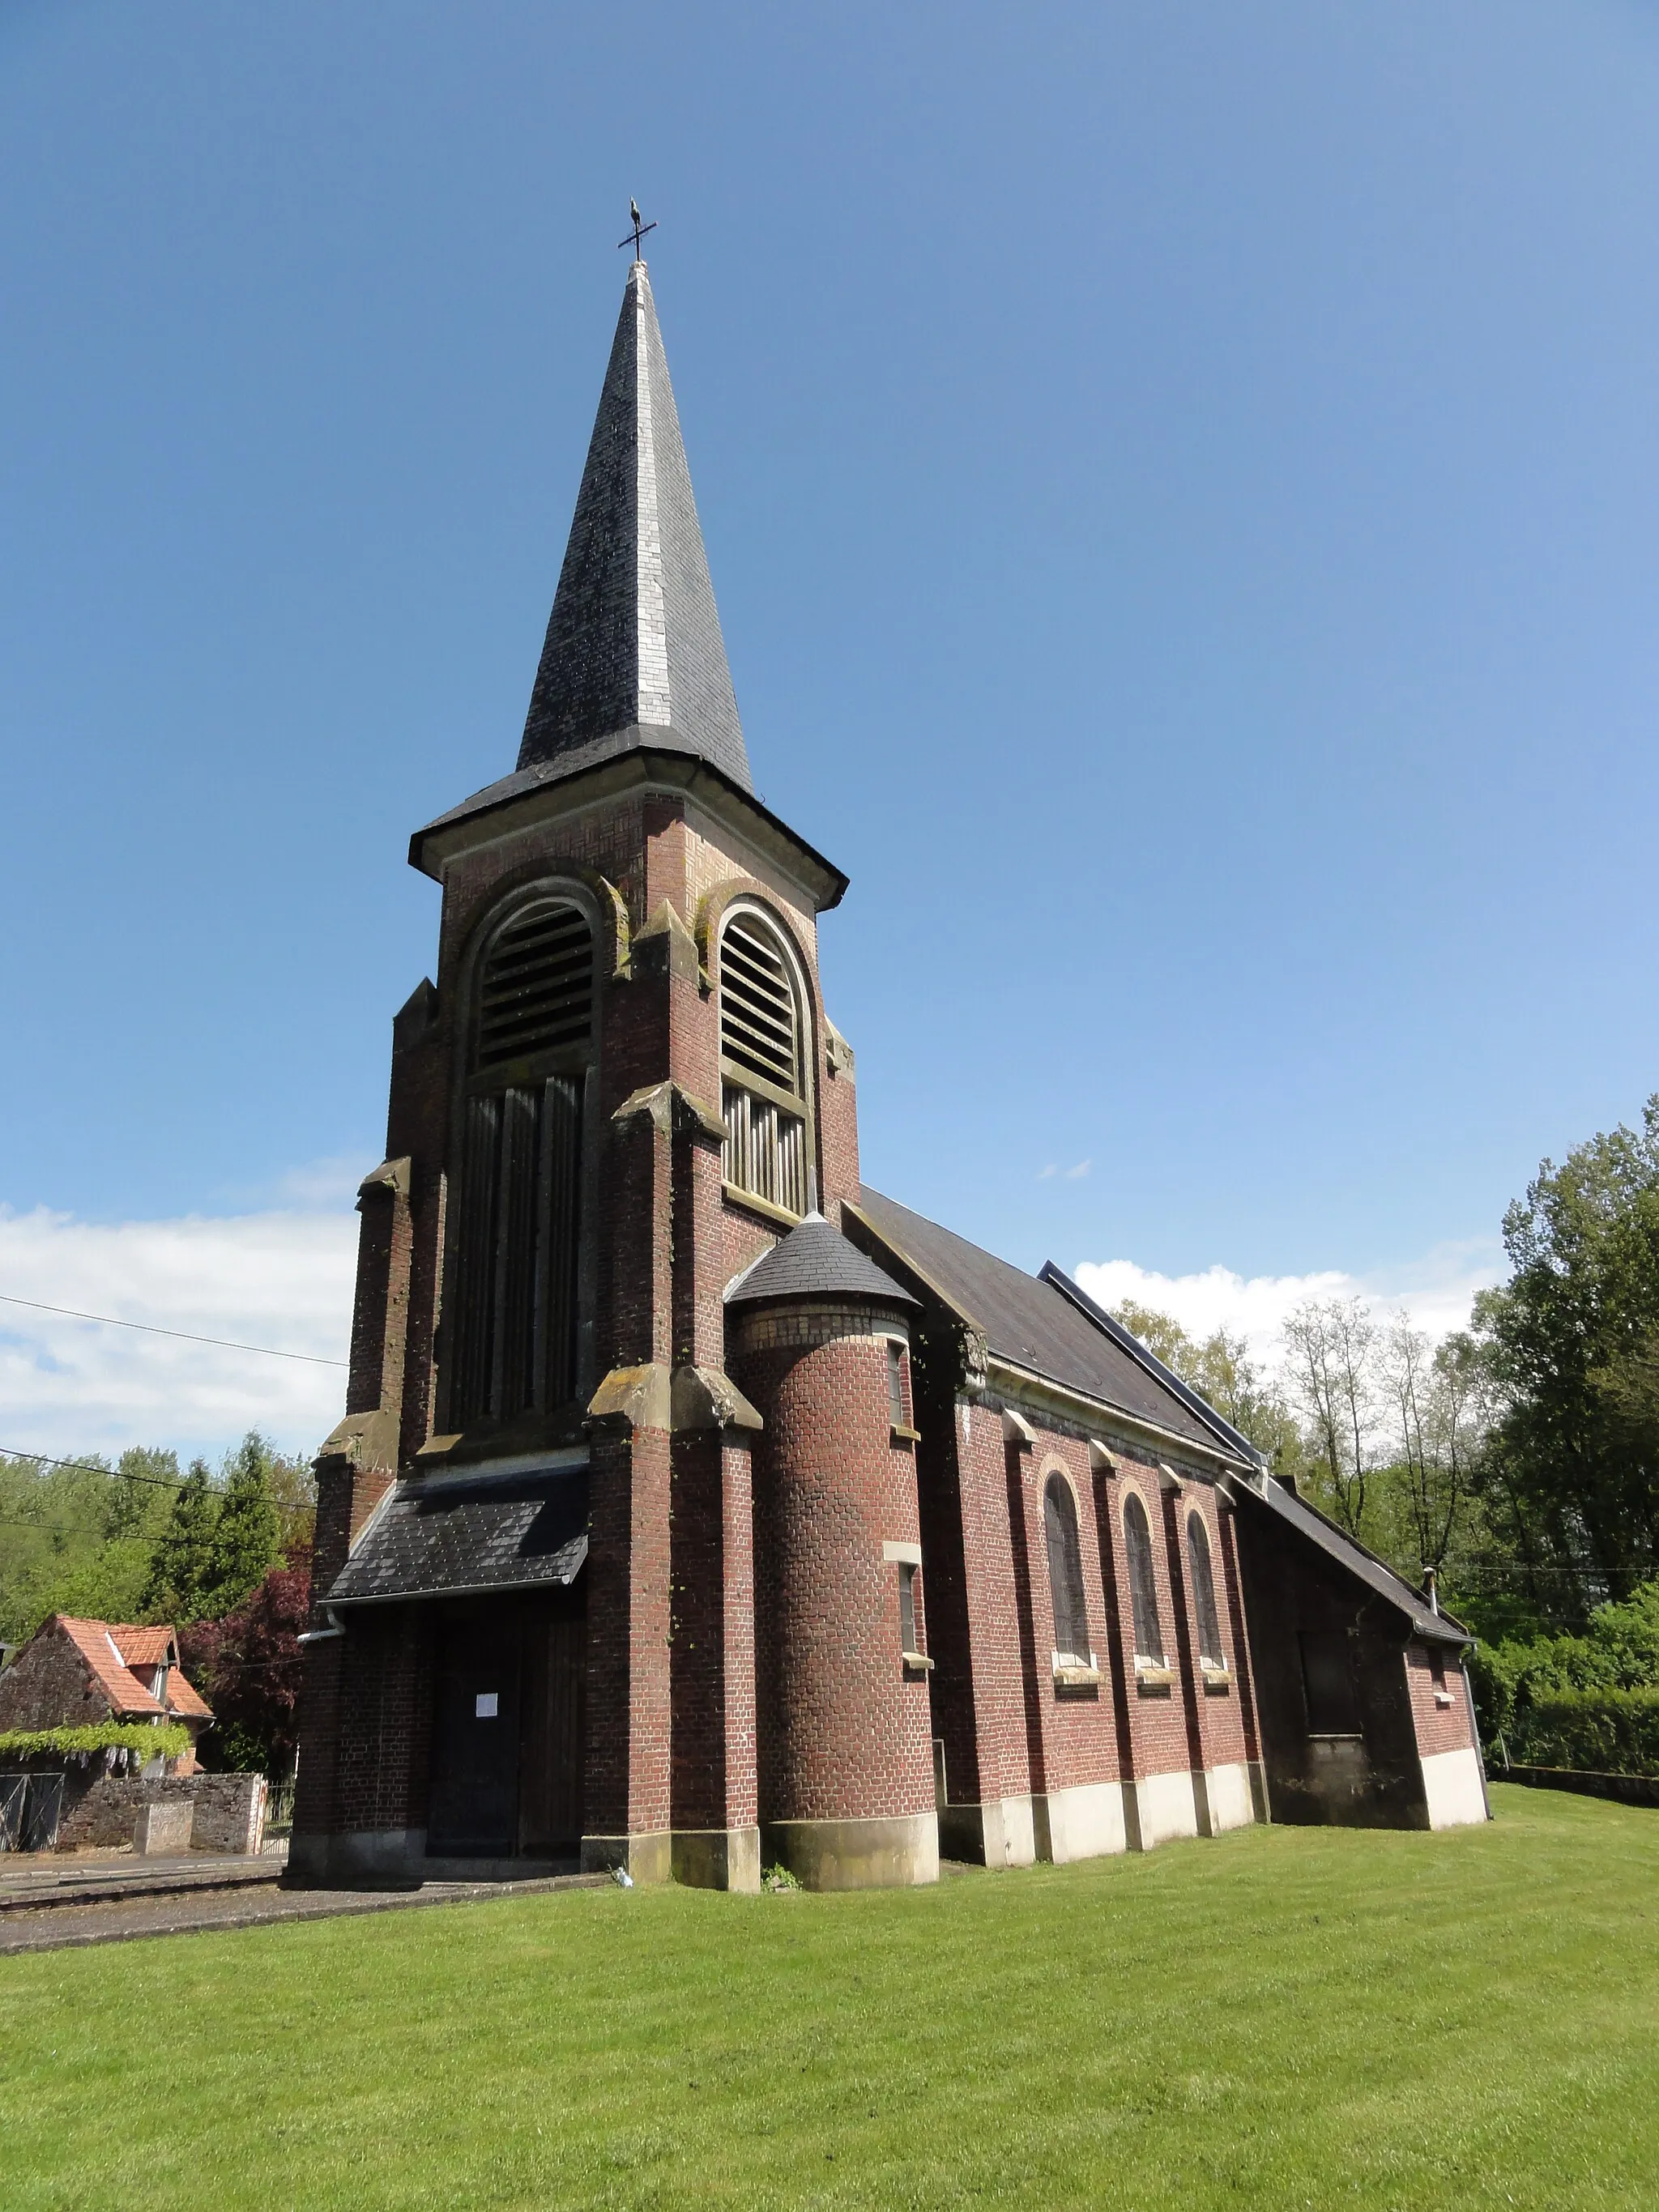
[475,1692,498,1719]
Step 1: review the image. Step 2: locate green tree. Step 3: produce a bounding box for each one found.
[203,1433,283,1614]
[1473,1097,1659,1622]
[141,1461,220,1622]
[1111,1301,1307,1480]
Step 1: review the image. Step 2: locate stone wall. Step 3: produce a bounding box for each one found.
[49,1767,267,1855]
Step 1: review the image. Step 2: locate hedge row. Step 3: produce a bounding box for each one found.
[1502,1687,1659,1779]
[0,1721,194,1763]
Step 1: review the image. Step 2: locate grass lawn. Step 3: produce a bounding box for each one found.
[2,1784,1655,2210]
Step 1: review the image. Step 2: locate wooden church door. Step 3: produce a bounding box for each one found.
[427,1625,522,1857]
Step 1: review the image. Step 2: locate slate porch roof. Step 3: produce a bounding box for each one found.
[326,1466,589,1607]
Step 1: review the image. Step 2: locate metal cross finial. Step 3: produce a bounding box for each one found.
[617,198,658,258]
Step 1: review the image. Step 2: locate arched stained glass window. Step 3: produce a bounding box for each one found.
[1187,1511,1224,1664]
[450,898,594,1426]
[1044,1475,1090,1665]
[1123,1491,1164,1665]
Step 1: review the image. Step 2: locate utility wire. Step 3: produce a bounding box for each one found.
[0,1293,348,1369]
[0,1447,192,1490]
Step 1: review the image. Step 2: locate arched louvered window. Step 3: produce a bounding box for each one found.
[1187,1511,1224,1665]
[1043,1474,1091,1667]
[719,908,808,1219]
[450,898,595,1428]
[1124,1491,1164,1665]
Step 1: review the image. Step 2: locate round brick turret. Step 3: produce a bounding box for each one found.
[727,1215,938,1889]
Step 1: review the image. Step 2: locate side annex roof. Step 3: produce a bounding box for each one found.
[1235,1475,1471,1647]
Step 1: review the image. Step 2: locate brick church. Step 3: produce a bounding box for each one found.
[291,254,1489,1890]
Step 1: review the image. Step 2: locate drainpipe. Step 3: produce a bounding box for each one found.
[296,1608,347,1646]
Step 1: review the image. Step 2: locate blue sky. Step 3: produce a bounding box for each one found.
[2,2,1657,1456]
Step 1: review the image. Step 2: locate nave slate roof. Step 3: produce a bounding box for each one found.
[850,1188,1257,1462]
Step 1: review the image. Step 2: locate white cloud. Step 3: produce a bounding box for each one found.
[1064,1159,1092,1180]
[1073,1239,1505,1375]
[0,1202,362,1467]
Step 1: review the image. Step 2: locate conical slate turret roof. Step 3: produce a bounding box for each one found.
[518,259,752,792]
[725,1213,917,1310]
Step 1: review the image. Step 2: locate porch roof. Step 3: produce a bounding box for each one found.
[325,1465,589,1607]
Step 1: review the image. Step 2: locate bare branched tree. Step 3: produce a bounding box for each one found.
[1282,1297,1377,1534]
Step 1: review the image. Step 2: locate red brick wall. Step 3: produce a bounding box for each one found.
[944,1401,1033,1809]
[304,1604,433,1842]
[1405,1641,1476,1757]
[669,1432,758,1833]
[735,1306,932,1827]
[1035,1441,1124,1792]
[583,1424,672,1840]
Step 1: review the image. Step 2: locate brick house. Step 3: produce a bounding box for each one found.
[290,257,1488,1891]
[0,1616,213,1767]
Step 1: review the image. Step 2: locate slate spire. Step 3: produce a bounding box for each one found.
[518,259,753,792]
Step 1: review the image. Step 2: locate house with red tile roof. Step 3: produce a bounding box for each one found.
[0,1616,213,1771]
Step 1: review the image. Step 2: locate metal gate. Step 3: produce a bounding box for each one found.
[0,1771,65,1853]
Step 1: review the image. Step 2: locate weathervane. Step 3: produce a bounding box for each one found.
[617,198,657,258]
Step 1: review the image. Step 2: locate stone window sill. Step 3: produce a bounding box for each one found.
[890,1424,920,1447]
[1051,1661,1101,1687]
[1307,1731,1364,1743]
[1134,1663,1174,1686]
[1202,1676,1232,1696]
[1434,1690,1455,1707]
[722,1182,803,1232]
[902,1651,935,1673]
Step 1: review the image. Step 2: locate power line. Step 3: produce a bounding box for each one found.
[0,1447,192,1490]
[0,1293,348,1369]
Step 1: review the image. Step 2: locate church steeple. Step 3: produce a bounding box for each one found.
[518,258,753,795]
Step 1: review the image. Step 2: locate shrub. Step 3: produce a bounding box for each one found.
[1510,1687,1659,1777]
[1468,1576,1659,1767]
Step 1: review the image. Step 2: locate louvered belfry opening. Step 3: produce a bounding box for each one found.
[450,900,594,1429]
[719,910,808,1219]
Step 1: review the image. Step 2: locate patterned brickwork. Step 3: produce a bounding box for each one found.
[734,1314,933,1827]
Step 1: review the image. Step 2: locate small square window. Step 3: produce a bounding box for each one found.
[475,1692,499,1720]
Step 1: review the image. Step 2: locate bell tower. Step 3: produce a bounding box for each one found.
[292,253,898,1891]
